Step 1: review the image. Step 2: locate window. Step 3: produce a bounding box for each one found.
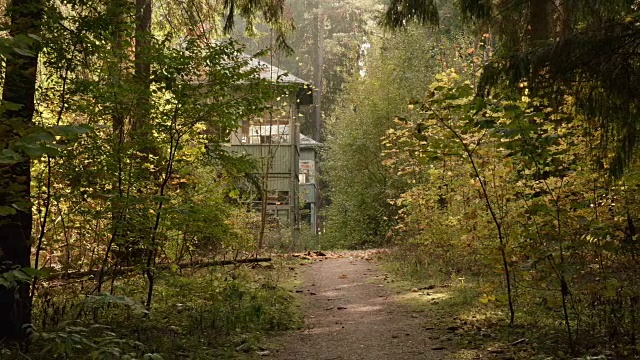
[299,160,314,184]
[249,125,290,144]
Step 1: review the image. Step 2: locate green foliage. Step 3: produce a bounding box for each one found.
[321,4,640,351]
[34,322,161,360]
[23,266,299,359]
[377,64,640,355]
[28,0,276,273]
[0,267,46,288]
[382,0,439,28]
[324,26,475,248]
[78,293,148,315]
[0,0,303,353]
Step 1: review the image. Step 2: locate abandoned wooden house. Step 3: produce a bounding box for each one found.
[228,59,319,238]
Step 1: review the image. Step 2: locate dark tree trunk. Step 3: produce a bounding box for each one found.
[133,0,158,177]
[133,0,152,138]
[0,0,44,340]
[526,0,553,45]
[135,0,152,83]
[557,0,573,39]
[313,7,323,142]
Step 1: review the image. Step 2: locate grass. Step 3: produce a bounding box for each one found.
[377,249,617,360]
[1,257,304,360]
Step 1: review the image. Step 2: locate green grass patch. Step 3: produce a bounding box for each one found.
[378,249,621,360]
[2,259,303,360]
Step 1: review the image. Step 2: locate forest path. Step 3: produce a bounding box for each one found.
[272,253,448,360]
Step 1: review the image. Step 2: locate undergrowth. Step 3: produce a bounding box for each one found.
[380,247,626,360]
[0,260,302,360]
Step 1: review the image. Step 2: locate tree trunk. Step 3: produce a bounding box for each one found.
[557,0,573,40]
[526,0,553,46]
[101,0,128,295]
[133,0,153,144]
[135,0,152,87]
[0,0,44,340]
[313,8,324,142]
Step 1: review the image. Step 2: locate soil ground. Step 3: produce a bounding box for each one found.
[270,252,449,360]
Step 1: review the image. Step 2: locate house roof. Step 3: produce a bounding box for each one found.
[300,133,322,148]
[248,58,308,85]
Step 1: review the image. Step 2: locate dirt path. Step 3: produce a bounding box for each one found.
[273,254,448,360]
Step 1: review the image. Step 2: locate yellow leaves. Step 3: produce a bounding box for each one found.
[381,158,396,166]
[479,294,496,304]
[393,116,408,125]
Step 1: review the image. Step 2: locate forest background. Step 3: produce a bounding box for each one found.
[2,0,640,359]
[325,0,640,358]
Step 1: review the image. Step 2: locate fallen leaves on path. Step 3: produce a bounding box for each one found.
[285,249,390,261]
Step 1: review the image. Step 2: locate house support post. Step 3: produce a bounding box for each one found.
[290,103,300,250]
[311,202,317,235]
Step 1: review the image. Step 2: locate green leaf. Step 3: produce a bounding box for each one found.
[80,293,149,314]
[228,189,240,199]
[21,267,49,278]
[27,34,42,42]
[143,354,164,360]
[12,47,34,57]
[0,148,23,164]
[0,206,17,216]
[12,270,31,282]
[151,195,171,203]
[20,143,47,159]
[23,131,55,143]
[50,125,91,138]
[0,267,41,288]
[3,101,22,111]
